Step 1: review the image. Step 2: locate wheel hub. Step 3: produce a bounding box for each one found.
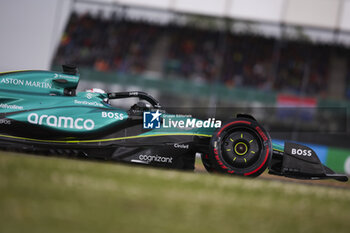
[234,141,248,156]
[222,129,261,168]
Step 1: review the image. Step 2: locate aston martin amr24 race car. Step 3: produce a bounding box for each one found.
[0,65,348,182]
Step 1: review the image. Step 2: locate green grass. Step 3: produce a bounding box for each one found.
[0,152,350,233]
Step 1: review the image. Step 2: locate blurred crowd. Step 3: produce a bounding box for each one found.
[55,12,160,73]
[54,12,344,98]
[164,26,222,84]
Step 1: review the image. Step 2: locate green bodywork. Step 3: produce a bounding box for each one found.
[0,71,127,136]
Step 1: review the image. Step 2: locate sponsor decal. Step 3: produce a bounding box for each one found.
[0,119,11,124]
[143,110,162,129]
[138,154,173,163]
[0,78,52,89]
[102,111,125,120]
[86,93,93,99]
[291,148,312,157]
[27,113,95,130]
[143,110,221,129]
[174,143,189,149]
[54,73,78,80]
[74,100,103,107]
[0,103,23,110]
[129,92,139,96]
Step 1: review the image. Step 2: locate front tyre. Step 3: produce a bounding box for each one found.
[208,117,272,177]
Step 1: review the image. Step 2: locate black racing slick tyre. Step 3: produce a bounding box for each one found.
[207,117,272,177]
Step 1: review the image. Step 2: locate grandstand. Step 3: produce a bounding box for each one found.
[53,10,348,98]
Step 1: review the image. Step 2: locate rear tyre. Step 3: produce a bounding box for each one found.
[207,117,272,177]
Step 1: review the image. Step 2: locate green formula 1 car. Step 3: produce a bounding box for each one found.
[0,65,347,182]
